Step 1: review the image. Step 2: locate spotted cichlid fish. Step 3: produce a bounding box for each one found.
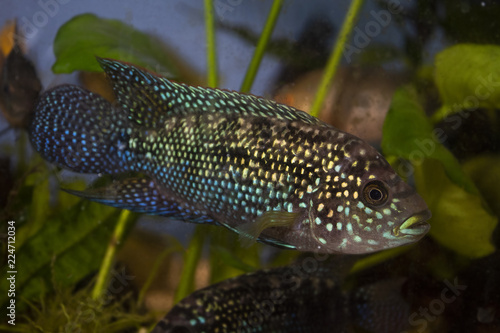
[29,58,430,254]
[151,260,411,333]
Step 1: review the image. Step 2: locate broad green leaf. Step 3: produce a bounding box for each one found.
[208,227,261,284]
[382,86,477,193]
[0,200,136,308]
[24,172,50,239]
[13,162,52,248]
[433,44,500,122]
[462,155,500,218]
[415,159,497,258]
[210,245,256,273]
[52,13,192,81]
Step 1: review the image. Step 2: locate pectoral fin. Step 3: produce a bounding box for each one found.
[236,211,300,248]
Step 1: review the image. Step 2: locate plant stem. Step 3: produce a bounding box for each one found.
[204,0,218,87]
[17,130,27,173]
[137,242,182,306]
[170,1,217,305]
[309,0,365,118]
[240,0,283,93]
[91,210,131,300]
[174,226,206,303]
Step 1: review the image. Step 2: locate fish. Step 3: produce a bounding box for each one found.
[151,259,411,333]
[0,21,41,130]
[29,58,431,254]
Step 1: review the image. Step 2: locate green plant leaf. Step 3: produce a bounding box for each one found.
[210,245,256,273]
[0,200,135,308]
[415,159,497,258]
[462,154,500,218]
[382,86,477,193]
[174,225,206,304]
[52,13,180,78]
[208,227,261,284]
[433,44,500,122]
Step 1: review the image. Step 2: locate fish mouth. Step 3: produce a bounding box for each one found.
[393,210,431,237]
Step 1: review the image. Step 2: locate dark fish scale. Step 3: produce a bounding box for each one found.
[130,113,367,250]
[29,58,431,254]
[31,85,128,174]
[152,266,346,333]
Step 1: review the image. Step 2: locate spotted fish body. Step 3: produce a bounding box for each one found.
[151,261,411,333]
[30,58,430,254]
[153,265,345,333]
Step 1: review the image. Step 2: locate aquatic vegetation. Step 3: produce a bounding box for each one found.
[51,13,197,83]
[1,1,499,331]
[382,44,500,258]
[433,44,500,121]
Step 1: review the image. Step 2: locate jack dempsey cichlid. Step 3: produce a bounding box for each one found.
[151,259,411,333]
[29,58,431,254]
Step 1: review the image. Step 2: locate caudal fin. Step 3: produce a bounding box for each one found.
[30,84,129,174]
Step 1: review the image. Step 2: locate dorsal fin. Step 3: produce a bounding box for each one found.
[97,58,325,128]
[97,57,169,128]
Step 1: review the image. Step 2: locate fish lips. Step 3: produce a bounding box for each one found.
[393,210,431,238]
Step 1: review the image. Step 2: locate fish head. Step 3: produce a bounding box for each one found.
[310,140,431,254]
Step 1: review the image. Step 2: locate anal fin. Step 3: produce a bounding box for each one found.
[63,177,179,216]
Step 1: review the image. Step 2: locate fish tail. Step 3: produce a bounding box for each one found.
[30,84,130,174]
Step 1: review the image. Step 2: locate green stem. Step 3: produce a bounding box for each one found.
[91,210,131,300]
[17,131,27,173]
[174,226,206,303]
[137,243,181,306]
[310,0,365,118]
[240,0,283,93]
[204,0,218,87]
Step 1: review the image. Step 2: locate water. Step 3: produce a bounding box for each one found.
[0,1,499,332]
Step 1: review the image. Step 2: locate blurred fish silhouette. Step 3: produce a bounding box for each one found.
[0,20,41,131]
[152,258,411,333]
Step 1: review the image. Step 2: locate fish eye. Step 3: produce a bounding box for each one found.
[363,180,388,206]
